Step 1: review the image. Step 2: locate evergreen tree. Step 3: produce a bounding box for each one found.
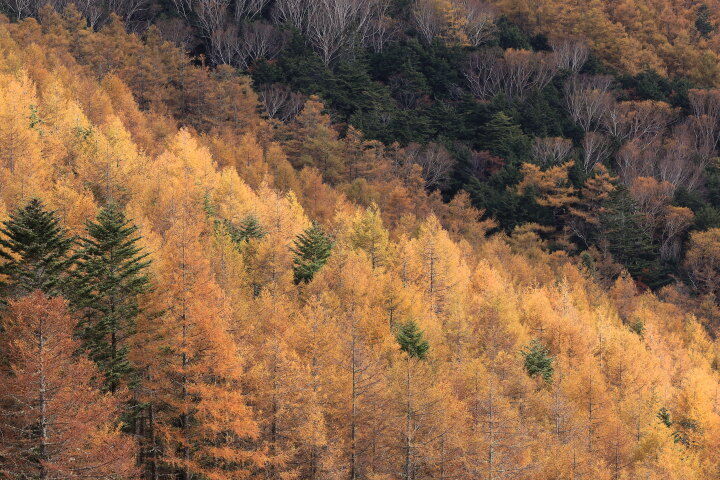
[225,215,266,245]
[291,222,334,284]
[395,320,429,360]
[521,339,554,382]
[0,199,75,299]
[600,190,663,285]
[73,203,150,393]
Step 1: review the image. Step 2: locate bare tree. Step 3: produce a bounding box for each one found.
[550,37,589,73]
[403,143,456,190]
[465,51,504,100]
[304,0,379,65]
[156,17,197,51]
[564,74,615,133]
[0,0,33,19]
[580,132,610,173]
[603,100,675,147]
[209,23,241,65]
[466,49,559,102]
[106,0,150,23]
[660,206,694,261]
[531,137,573,167]
[629,176,673,230]
[259,84,307,121]
[234,0,268,20]
[194,0,232,38]
[412,0,444,44]
[272,0,307,30]
[238,21,286,68]
[462,0,497,47]
[615,138,658,186]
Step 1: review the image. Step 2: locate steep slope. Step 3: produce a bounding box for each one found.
[0,13,719,480]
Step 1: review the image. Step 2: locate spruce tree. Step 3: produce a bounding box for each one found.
[396,320,429,360]
[225,214,266,245]
[0,199,75,299]
[600,189,663,285]
[73,203,150,393]
[291,222,333,284]
[521,339,554,382]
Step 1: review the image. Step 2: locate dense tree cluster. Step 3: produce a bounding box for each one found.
[1,8,720,480]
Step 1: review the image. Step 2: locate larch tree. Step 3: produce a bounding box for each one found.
[73,202,151,393]
[0,292,138,480]
[143,210,263,480]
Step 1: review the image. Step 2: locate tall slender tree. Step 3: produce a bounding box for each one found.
[73,203,151,393]
[0,292,137,480]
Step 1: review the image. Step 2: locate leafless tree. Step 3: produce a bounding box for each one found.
[550,37,589,73]
[194,0,232,38]
[403,143,456,190]
[465,51,504,100]
[259,84,306,121]
[0,0,33,19]
[209,23,241,65]
[603,100,675,147]
[304,0,379,65]
[660,206,694,261]
[156,17,197,51]
[170,0,195,22]
[465,150,505,179]
[412,0,444,44]
[362,0,394,53]
[74,0,105,28]
[106,0,149,23]
[233,0,268,20]
[272,0,307,30]
[238,21,286,68]
[564,74,615,133]
[629,176,673,229]
[466,49,559,102]
[462,0,497,47]
[531,137,573,167]
[615,138,657,186]
[580,132,610,173]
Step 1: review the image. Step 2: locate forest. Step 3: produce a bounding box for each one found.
[0,1,720,480]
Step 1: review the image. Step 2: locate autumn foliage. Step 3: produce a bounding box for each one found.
[0,11,719,480]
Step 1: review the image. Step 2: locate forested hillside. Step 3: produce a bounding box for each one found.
[1,3,720,480]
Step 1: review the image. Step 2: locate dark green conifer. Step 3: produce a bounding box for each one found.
[0,199,75,299]
[521,339,554,382]
[73,203,150,393]
[395,321,429,360]
[291,222,333,284]
[225,215,266,245]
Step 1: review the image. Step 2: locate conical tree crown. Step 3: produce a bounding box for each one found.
[0,199,75,298]
[225,214,266,245]
[73,203,150,392]
[291,222,334,284]
[396,320,429,360]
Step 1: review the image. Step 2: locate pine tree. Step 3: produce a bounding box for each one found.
[0,199,75,299]
[291,222,334,284]
[73,203,151,393]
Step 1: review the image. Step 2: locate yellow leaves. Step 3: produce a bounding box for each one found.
[516,161,578,208]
